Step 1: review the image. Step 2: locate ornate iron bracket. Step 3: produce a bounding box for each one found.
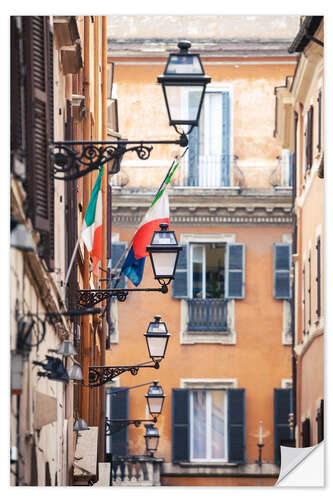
[89,360,160,387]
[78,284,169,308]
[105,417,157,436]
[52,135,188,181]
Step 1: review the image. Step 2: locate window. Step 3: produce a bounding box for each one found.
[302,264,306,335]
[190,390,227,461]
[308,249,312,328]
[302,418,311,447]
[105,386,129,460]
[317,89,322,153]
[305,105,313,173]
[273,243,291,299]
[172,387,246,464]
[191,243,226,299]
[316,400,324,443]
[316,237,321,318]
[187,89,231,187]
[274,388,293,464]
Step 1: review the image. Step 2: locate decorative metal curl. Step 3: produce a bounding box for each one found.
[105,416,157,436]
[78,285,168,308]
[89,361,160,387]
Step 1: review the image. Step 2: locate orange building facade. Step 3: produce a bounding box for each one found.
[105,16,299,486]
[275,17,324,450]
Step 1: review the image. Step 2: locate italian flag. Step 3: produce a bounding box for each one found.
[81,166,103,275]
[121,160,179,286]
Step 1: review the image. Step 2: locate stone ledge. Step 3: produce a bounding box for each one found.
[162,462,280,477]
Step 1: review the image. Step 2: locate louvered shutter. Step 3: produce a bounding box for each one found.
[221,91,230,186]
[172,389,190,463]
[302,418,311,447]
[306,106,313,171]
[317,89,322,152]
[172,245,188,299]
[23,17,54,270]
[225,243,245,299]
[111,243,127,289]
[227,388,246,464]
[188,92,200,186]
[274,243,291,299]
[316,399,324,443]
[274,388,292,464]
[316,237,321,318]
[11,17,24,158]
[110,387,129,457]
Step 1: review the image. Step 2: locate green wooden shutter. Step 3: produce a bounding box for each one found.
[225,243,245,299]
[110,387,129,457]
[188,92,200,186]
[227,388,246,464]
[172,245,188,299]
[302,418,311,447]
[221,91,230,186]
[274,243,291,299]
[172,389,190,463]
[111,243,127,289]
[274,388,292,464]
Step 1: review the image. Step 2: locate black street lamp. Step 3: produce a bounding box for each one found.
[144,315,170,363]
[158,40,211,135]
[145,380,166,417]
[144,424,160,455]
[52,41,210,181]
[146,223,183,287]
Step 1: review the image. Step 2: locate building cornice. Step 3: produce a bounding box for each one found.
[111,187,292,226]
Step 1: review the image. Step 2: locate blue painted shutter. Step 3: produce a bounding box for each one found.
[227,388,246,464]
[172,245,188,299]
[225,243,245,299]
[172,389,190,463]
[274,243,291,299]
[111,242,127,289]
[221,91,230,186]
[110,387,129,457]
[274,388,292,464]
[188,92,200,186]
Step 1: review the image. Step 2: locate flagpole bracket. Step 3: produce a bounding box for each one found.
[78,284,169,308]
[51,136,187,181]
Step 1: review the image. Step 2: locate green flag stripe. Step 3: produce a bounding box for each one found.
[150,161,179,208]
[84,166,104,227]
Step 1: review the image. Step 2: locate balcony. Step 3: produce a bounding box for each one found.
[187,298,228,332]
[111,455,163,486]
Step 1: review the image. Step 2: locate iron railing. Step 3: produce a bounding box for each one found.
[187,298,228,331]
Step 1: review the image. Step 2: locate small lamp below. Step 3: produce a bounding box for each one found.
[10,219,35,252]
[145,380,166,417]
[73,418,89,432]
[144,315,170,363]
[57,340,77,356]
[144,424,160,456]
[68,363,84,381]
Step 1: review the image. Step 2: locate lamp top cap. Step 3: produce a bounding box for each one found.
[159,223,169,231]
[178,40,191,52]
[154,315,162,322]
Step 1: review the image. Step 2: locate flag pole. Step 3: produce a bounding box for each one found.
[64,236,81,289]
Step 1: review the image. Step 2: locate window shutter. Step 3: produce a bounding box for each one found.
[317,89,322,152]
[172,388,190,463]
[225,243,245,299]
[188,92,200,186]
[221,91,230,186]
[306,106,313,171]
[23,17,54,270]
[274,388,292,464]
[273,243,291,299]
[227,388,246,464]
[172,245,188,299]
[316,237,321,318]
[316,399,324,443]
[302,418,311,447]
[110,387,129,457]
[111,243,127,289]
[11,17,24,157]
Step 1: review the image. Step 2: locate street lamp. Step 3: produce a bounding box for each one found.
[145,380,166,417]
[144,424,160,455]
[158,40,211,135]
[144,315,170,363]
[146,223,182,287]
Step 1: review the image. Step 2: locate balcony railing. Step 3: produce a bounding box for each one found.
[111,455,163,486]
[187,298,228,331]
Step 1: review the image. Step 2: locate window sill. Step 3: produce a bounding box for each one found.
[181,329,235,345]
[162,462,281,477]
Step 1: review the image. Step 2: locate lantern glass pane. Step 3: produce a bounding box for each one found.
[151,251,177,277]
[147,321,167,334]
[148,436,159,451]
[148,397,164,414]
[147,336,167,359]
[165,85,204,123]
[165,54,203,75]
[151,231,177,245]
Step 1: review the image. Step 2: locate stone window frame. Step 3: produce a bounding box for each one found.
[179,233,237,345]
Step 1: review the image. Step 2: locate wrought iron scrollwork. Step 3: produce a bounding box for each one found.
[78,285,168,308]
[105,417,157,436]
[89,361,160,387]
